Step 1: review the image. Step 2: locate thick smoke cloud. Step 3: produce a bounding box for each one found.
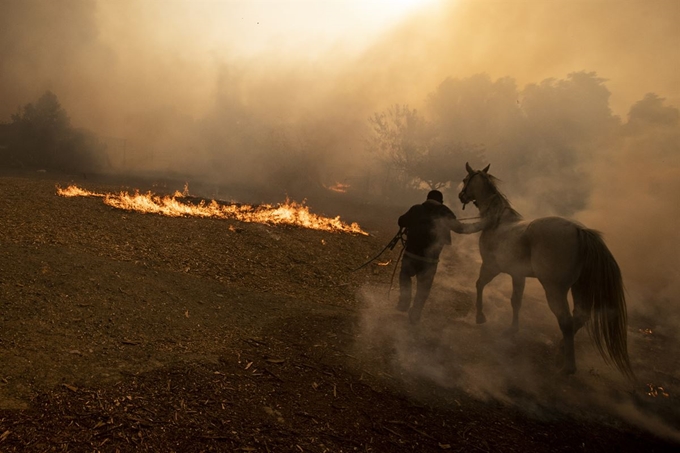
[577,95,680,328]
[3,1,676,178]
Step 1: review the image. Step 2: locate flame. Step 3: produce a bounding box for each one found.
[56,185,367,235]
[326,182,350,193]
[57,185,104,197]
[646,384,670,398]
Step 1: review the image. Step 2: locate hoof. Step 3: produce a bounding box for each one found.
[476,313,487,324]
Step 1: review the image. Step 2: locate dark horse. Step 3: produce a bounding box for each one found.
[458,163,633,378]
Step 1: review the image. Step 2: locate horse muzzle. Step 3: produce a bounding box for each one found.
[458,191,473,205]
[458,191,472,210]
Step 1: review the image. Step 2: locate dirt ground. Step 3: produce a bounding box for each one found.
[0,172,678,452]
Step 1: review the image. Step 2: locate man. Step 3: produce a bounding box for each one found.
[397,189,461,324]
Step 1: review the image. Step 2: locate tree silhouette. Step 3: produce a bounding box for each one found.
[368,104,483,192]
[626,93,680,131]
[420,72,621,216]
[5,91,107,172]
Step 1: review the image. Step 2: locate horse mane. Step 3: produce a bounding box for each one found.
[479,172,523,226]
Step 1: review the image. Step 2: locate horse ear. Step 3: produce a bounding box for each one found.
[482,164,490,173]
[465,162,474,174]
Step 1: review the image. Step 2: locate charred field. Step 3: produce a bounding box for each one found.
[0,171,678,452]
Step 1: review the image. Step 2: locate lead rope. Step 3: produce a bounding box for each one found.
[350,228,404,272]
[387,237,406,301]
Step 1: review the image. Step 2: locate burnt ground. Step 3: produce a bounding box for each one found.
[0,171,678,452]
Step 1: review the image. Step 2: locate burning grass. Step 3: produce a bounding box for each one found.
[56,184,368,235]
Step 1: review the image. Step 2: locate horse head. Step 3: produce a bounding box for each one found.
[458,163,491,209]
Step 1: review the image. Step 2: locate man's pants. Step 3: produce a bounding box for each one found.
[397,254,438,324]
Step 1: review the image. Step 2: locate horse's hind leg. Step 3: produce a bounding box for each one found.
[571,283,592,336]
[475,263,499,324]
[507,276,526,334]
[543,283,576,374]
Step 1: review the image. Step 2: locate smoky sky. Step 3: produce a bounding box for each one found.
[1,1,678,142]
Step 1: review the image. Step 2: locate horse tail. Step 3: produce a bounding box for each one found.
[575,228,635,379]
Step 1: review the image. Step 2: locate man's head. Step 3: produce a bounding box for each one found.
[426,190,444,203]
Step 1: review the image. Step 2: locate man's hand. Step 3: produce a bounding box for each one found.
[451,219,485,234]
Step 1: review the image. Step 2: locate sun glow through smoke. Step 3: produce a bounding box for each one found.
[95,0,442,59]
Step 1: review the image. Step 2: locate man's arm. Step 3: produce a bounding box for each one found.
[450,218,487,234]
[398,205,420,228]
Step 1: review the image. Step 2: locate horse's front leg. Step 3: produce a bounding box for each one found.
[475,263,499,324]
[507,275,526,334]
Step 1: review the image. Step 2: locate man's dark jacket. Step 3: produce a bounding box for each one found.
[398,199,457,261]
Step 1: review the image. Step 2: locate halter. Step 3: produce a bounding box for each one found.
[459,171,483,210]
[460,171,519,228]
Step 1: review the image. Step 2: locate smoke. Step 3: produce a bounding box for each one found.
[0,0,396,182]
[576,96,680,330]
[355,260,680,442]
[2,1,677,178]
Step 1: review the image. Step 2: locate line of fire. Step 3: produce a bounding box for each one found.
[56,184,368,236]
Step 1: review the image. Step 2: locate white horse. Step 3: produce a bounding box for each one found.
[457,163,633,377]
